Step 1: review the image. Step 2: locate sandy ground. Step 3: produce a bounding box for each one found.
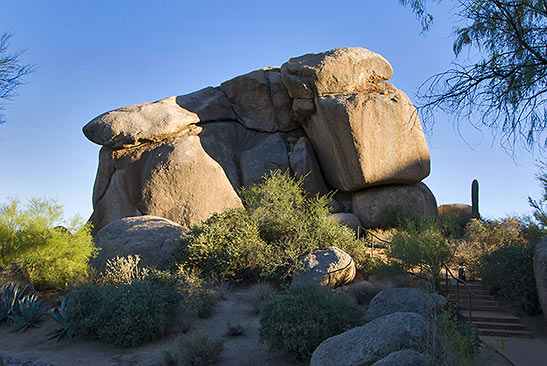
[0,287,307,366]
[0,271,516,366]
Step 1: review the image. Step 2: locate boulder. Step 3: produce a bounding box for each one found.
[89,128,243,234]
[438,204,472,217]
[220,68,299,132]
[534,237,547,322]
[329,213,362,235]
[371,350,427,366]
[91,216,185,273]
[365,287,447,322]
[175,86,237,122]
[84,47,436,235]
[306,84,430,192]
[239,133,290,187]
[288,136,330,197]
[292,246,355,287]
[83,97,199,149]
[281,47,393,99]
[352,183,438,228]
[310,312,428,366]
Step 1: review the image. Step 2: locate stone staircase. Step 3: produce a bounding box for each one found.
[443,281,532,338]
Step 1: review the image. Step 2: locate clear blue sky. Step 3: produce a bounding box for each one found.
[0,0,542,221]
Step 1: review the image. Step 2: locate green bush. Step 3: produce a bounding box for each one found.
[389,221,454,292]
[381,205,464,238]
[172,208,267,280]
[65,280,182,347]
[259,283,363,359]
[0,198,97,289]
[172,170,371,281]
[434,312,481,366]
[480,243,541,315]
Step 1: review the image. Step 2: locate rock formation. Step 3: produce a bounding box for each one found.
[84,47,437,234]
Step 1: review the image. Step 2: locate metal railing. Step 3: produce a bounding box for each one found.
[355,225,474,323]
[443,263,474,323]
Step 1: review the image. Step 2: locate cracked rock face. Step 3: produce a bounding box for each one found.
[84,47,436,235]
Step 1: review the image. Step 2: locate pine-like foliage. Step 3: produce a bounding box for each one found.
[401,0,547,149]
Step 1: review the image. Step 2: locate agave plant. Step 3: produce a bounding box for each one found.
[8,293,48,332]
[46,297,70,341]
[0,283,27,323]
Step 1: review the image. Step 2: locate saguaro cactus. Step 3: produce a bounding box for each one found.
[471,179,480,219]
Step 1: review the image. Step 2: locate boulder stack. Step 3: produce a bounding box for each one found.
[84,47,437,234]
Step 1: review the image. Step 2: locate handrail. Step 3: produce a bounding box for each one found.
[443,263,474,324]
[356,226,474,324]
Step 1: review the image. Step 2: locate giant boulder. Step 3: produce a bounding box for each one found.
[310,312,429,366]
[84,47,436,233]
[352,183,438,228]
[89,126,244,234]
[281,47,393,99]
[365,287,447,322]
[91,215,185,273]
[306,84,430,192]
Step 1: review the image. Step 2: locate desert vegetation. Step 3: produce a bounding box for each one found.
[1,170,546,365]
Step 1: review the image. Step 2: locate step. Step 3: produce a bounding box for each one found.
[460,311,522,324]
[447,294,494,301]
[477,329,532,338]
[448,299,499,306]
[472,321,528,331]
[456,305,503,312]
[442,282,487,290]
[444,288,490,296]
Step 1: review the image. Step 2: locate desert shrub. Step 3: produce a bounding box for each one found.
[172,171,371,281]
[454,218,532,279]
[65,280,182,347]
[431,312,481,366]
[479,243,541,315]
[389,221,454,292]
[97,255,150,285]
[164,332,224,366]
[172,208,267,280]
[259,283,363,359]
[0,198,97,289]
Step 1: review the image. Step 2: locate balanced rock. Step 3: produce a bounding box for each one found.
[292,246,355,287]
[371,350,427,366]
[281,47,393,99]
[352,183,438,228]
[534,237,547,322]
[365,287,447,322]
[307,84,430,192]
[83,97,200,149]
[91,216,185,273]
[84,47,436,233]
[310,312,428,366]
